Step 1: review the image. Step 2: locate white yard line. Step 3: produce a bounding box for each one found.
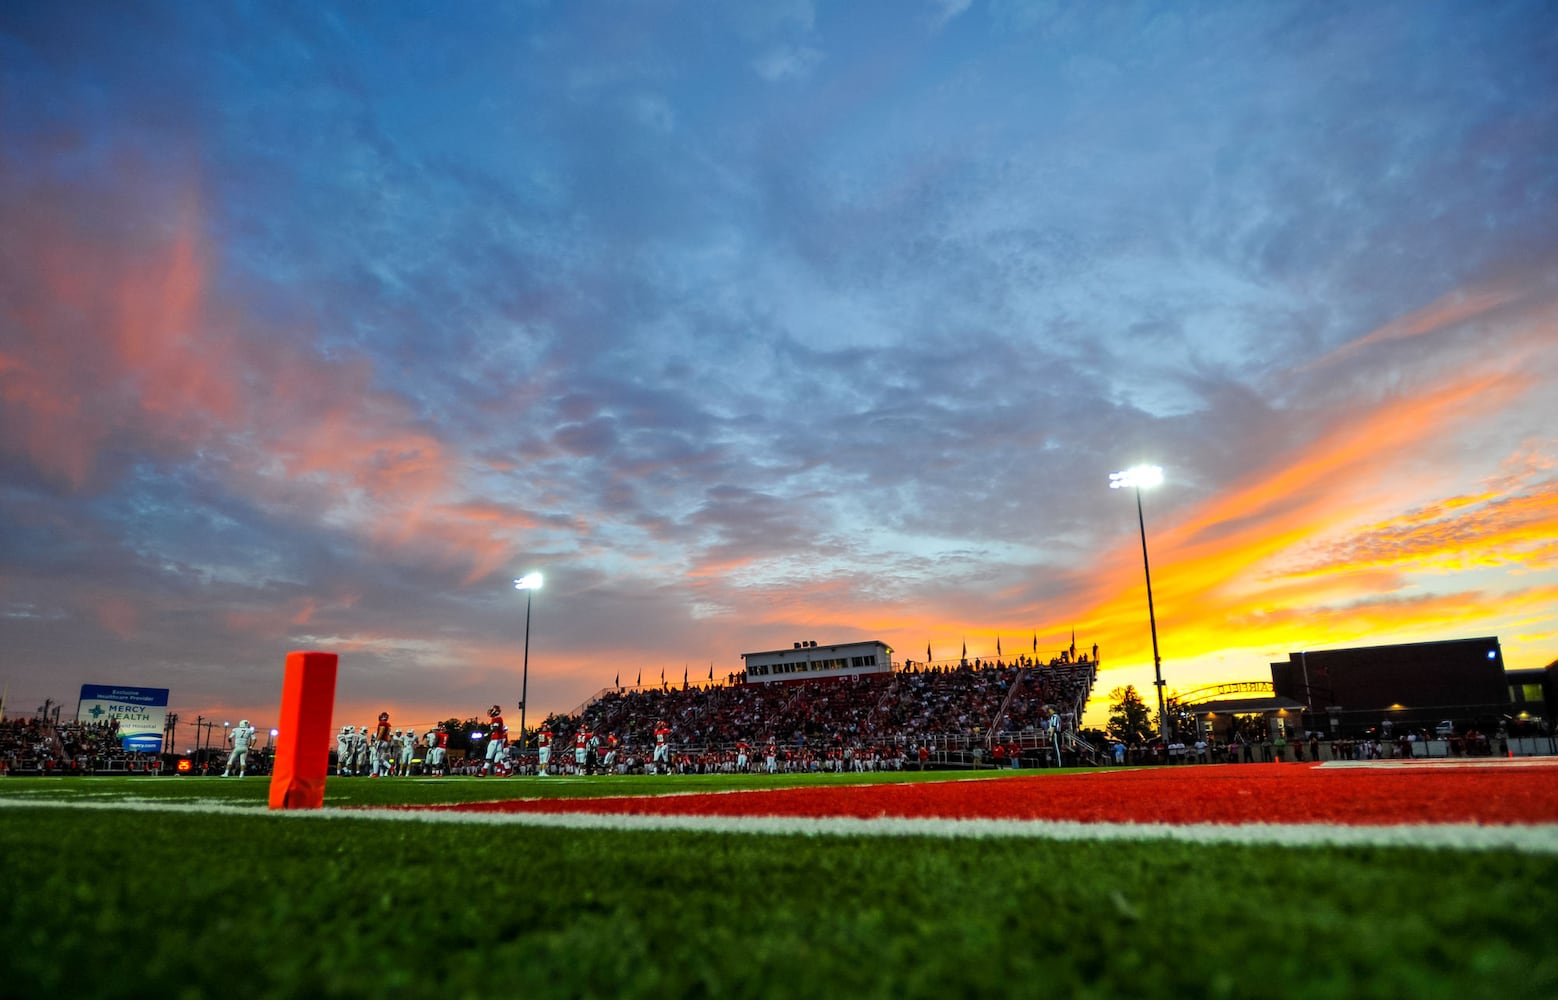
[2,797,1555,854]
[1318,758,1558,768]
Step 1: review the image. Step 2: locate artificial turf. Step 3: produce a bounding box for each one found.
[1,775,1554,999]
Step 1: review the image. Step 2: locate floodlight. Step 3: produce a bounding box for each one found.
[514,570,545,753]
[1109,465,1163,490]
[1111,463,1167,741]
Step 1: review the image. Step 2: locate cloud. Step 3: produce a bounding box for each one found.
[753,45,824,82]
[3,1,1556,736]
[927,0,973,28]
[1309,282,1530,369]
[1284,477,1558,577]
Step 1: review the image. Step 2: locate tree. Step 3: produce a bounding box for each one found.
[1107,685,1153,746]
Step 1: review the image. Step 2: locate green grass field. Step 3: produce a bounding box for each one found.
[2,772,1554,999]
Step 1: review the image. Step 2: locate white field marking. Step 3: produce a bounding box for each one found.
[1319,758,1558,769]
[2,797,1555,854]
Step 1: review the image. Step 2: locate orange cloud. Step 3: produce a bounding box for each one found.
[1311,281,1525,369]
[1285,477,1558,577]
[1039,356,1553,723]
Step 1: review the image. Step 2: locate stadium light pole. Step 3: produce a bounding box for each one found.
[514,572,543,753]
[1110,464,1168,743]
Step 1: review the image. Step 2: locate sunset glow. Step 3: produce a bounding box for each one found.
[2,2,1554,737]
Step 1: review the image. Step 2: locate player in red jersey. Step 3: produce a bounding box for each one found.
[603,732,619,772]
[482,705,507,776]
[426,725,448,776]
[537,724,553,776]
[736,740,750,772]
[372,712,393,777]
[652,721,671,774]
[574,725,589,774]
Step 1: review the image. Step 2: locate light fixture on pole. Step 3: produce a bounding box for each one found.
[513,572,543,757]
[1110,464,1167,742]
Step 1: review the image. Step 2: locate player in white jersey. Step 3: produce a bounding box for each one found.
[425,727,447,776]
[224,720,257,776]
[398,729,416,775]
[343,726,364,776]
[336,726,353,776]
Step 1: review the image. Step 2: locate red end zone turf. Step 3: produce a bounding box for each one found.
[410,761,1558,825]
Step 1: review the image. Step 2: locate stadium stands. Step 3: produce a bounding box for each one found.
[519,654,1101,773]
[0,717,165,775]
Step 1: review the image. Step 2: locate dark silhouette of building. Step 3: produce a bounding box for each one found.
[1270,636,1511,736]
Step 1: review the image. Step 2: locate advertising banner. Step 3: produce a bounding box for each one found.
[77,684,171,753]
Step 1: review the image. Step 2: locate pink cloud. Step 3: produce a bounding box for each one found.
[0,167,542,586]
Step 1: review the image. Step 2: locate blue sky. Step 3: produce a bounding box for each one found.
[2,0,1555,735]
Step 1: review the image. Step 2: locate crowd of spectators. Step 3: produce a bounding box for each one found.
[1107,726,1514,766]
[0,716,161,774]
[525,654,1098,770]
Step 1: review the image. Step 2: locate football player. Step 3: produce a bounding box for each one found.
[482,705,507,776]
[223,719,257,777]
[537,723,553,776]
[652,720,671,775]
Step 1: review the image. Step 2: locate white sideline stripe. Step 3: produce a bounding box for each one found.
[1318,758,1558,769]
[2,798,1555,854]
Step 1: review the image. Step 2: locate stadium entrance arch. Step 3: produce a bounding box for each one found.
[741,640,893,684]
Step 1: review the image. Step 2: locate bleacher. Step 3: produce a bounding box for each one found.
[546,652,1099,765]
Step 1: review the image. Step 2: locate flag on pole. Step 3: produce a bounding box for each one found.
[1032,631,1037,653]
[636,669,642,687]
[1070,629,1076,657]
[926,642,932,662]
[996,636,1002,657]
[683,665,688,689]
[614,673,620,690]
[708,663,714,682]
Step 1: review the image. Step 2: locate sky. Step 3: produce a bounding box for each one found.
[2,0,1555,741]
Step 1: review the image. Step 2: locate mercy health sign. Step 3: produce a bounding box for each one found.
[77,685,171,753]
